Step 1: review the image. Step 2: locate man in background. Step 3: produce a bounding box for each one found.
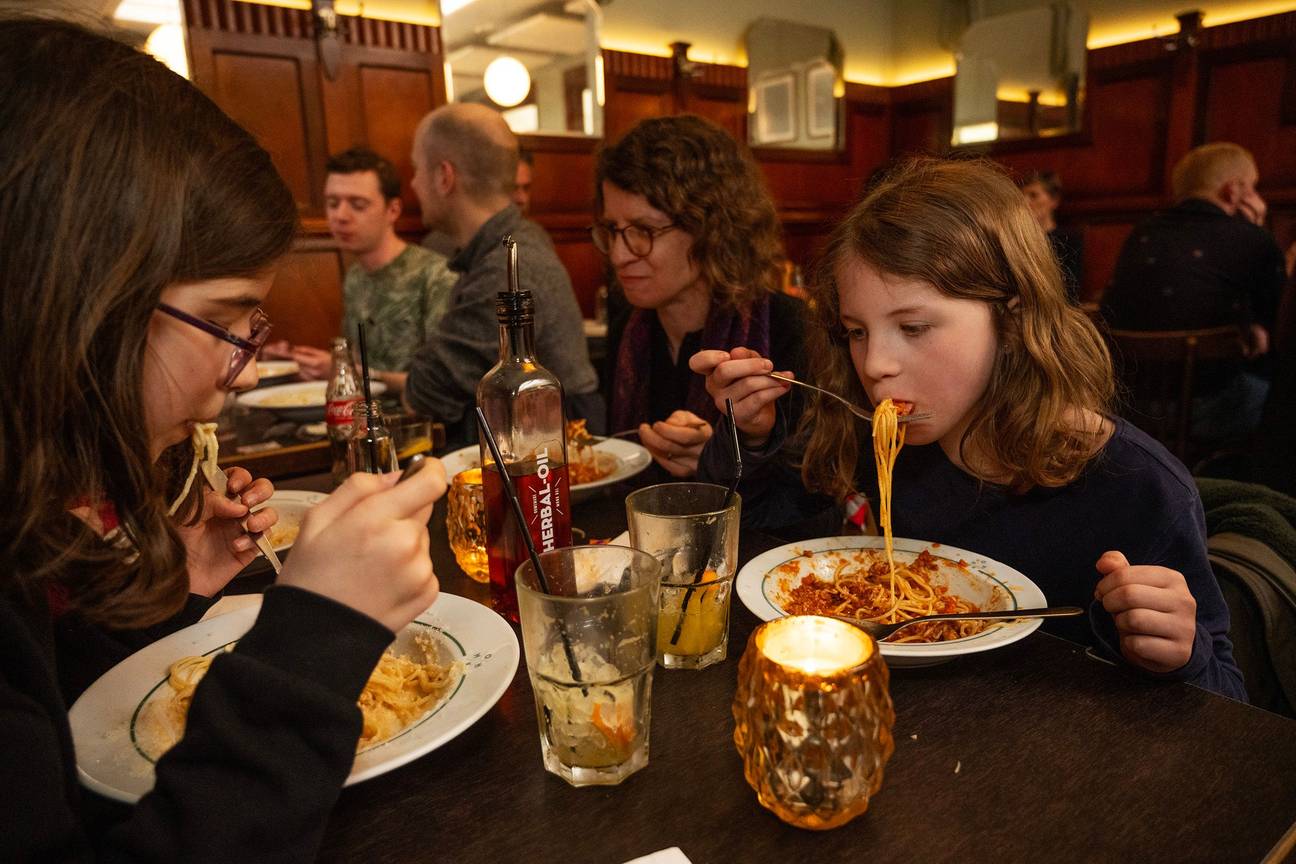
[403,104,601,445]
[271,148,453,395]
[513,149,534,215]
[1102,142,1287,439]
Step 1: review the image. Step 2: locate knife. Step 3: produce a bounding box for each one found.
[200,457,283,575]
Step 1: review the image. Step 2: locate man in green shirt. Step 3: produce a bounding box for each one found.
[285,148,453,395]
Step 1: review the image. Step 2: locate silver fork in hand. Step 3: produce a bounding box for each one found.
[766,373,933,424]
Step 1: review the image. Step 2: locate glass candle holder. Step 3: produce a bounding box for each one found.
[732,615,895,830]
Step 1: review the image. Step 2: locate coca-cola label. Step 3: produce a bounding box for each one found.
[325,397,359,427]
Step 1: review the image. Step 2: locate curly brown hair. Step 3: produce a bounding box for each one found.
[800,157,1114,499]
[594,114,785,310]
[0,19,297,628]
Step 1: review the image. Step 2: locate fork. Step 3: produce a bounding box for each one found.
[829,605,1083,641]
[766,373,933,424]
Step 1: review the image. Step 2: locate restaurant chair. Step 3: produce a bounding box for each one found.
[1106,325,1245,462]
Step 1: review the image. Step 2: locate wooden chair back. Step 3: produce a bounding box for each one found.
[1107,325,1246,460]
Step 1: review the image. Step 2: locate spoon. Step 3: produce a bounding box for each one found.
[829,605,1084,641]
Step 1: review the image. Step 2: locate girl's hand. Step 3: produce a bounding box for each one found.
[1094,550,1198,674]
[689,347,792,448]
[278,461,446,633]
[291,344,332,380]
[174,467,277,597]
[638,410,713,477]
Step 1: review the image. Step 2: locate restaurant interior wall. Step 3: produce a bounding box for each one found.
[180,1,1296,341]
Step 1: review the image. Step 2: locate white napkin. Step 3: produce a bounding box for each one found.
[621,849,692,864]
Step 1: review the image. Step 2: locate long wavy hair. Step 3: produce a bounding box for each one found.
[0,19,297,627]
[800,157,1114,499]
[594,114,785,310]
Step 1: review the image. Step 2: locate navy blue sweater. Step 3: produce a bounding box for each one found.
[701,415,1247,701]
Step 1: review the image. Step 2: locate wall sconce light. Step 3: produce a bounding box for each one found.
[313,0,342,81]
[484,56,531,108]
[1162,9,1202,52]
[671,41,700,80]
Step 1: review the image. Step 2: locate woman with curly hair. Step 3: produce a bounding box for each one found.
[693,157,1244,698]
[593,114,806,479]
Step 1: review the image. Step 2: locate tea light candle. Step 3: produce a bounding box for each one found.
[733,615,895,830]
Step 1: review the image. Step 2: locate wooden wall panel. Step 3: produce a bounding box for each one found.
[265,243,345,348]
[357,66,435,213]
[211,53,316,210]
[1202,56,1296,189]
[1076,221,1137,303]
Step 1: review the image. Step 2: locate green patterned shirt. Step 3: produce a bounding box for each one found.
[341,244,453,372]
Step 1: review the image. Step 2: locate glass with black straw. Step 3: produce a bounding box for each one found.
[480,408,661,787]
[625,398,742,670]
[346,322,399,474]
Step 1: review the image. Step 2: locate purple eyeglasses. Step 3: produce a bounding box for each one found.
[156,302,272,387]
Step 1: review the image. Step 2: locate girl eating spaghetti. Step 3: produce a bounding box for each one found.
[692,158,1244,700]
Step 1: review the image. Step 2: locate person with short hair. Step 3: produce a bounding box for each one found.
[693,158,1245,700]
[404,104,601,445]
[594,114,807,480]
[276,147,453,395]
[1102,142,1286,440]
[0,17,447,859]
[1021,169,1083,303]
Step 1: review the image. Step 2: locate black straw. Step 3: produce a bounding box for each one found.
[670,397,742,646]
[474,407,583,683]
[356,323,378,471]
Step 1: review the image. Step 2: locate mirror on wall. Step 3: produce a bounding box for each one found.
[952,2,1088,145]
[745,17,844,152]
[441,0,603,137]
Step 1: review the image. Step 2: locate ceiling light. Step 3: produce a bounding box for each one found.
[114,0,181,26]
[483,56,531,108]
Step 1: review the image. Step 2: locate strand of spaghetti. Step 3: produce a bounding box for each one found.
[167,422,219,515]
[871,399,906,620]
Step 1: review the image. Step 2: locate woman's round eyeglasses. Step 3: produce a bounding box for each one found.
[156,302,272,388]
[590,221,678,258]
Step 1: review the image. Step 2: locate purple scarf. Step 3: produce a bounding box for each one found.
[610,294,773,432]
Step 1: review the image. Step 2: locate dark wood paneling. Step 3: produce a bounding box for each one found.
[891,78,953,156]
[266,241,345,348]
[357,66,436,213]
[1202,56,1296,189]
[211,53,316,210]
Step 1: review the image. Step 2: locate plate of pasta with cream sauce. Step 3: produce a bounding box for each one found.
[735,535,1048,667]
[68,592,519,802]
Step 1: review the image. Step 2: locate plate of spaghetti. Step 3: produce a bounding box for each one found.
[439,422,650,498]
[735,397,1046,666]
[68,592,519,803]
[735,535,1048,666]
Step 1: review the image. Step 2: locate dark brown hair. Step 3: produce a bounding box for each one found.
[0,19,297,627]
[594,114,785,310]
[1022,169,1062,199]
[326,147,402,201]
[800,157,1113,498]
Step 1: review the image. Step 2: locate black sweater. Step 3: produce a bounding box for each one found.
[700,414,1247,701]
[0,585,392,862]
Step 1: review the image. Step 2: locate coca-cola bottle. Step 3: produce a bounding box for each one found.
[325,337,361,486]
[477,236,572,623]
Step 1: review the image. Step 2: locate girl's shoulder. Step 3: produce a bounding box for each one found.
[1087,416,1199,505]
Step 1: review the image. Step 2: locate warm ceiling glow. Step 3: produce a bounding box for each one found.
[952,122,1000,145]
[144,22,189,78]
[996,87,1068,106]
[114,0,180,25]
[242,0,441,27]
[1088,2,1296,48]
[483,56,531,108]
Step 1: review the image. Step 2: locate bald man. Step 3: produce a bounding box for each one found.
[1103,142,1286,440]
[403,104,602,446]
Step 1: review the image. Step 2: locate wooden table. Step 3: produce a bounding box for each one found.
[261,488,1296,864]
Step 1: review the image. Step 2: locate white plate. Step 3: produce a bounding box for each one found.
[439,438,652,496]
[255,360,299,382]
[258,489,328,552]
[237,380,387,423]
[736,536,1048,667]
[69,593,519,803]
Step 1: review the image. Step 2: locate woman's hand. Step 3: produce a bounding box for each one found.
[689,347,792,448]
[278,461,446,633]
[638,410,713,478]
[1094,550,1198,675]
[173,467,277,597]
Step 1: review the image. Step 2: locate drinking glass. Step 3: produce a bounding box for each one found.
[626,482,740,670]
[447,468,489,583]
[515,545,660,786]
